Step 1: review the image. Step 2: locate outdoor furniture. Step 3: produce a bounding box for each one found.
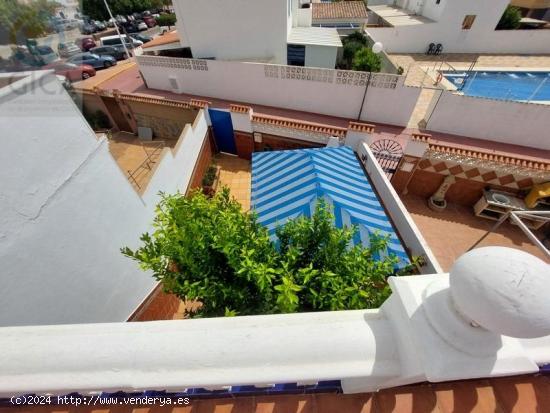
[426,43,435,55]
[435,43,443,55]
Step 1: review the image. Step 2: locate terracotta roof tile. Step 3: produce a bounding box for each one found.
[6,375,550,412]
[428,143,550,172]
[312,1,368,20]
[252,113,347,137]
[142,30,180,49]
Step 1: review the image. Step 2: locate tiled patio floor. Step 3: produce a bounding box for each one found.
[216,154,252,211]
[106,132,177,193]
[401,194,549,271]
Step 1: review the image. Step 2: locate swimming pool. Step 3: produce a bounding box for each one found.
[443,71,550,102]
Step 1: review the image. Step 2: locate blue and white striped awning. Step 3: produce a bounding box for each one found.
[251,146,410,268]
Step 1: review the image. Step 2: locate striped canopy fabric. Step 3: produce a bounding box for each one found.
[251,146,410,268]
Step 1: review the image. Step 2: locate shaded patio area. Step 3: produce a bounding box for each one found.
[401,194,549,271]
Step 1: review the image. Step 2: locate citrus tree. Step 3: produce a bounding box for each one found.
[122,188,413,317]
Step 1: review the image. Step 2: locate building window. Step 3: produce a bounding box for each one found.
[462,15,476,30]
[287,44,305,66]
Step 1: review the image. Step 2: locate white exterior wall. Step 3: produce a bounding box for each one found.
[174,0,289,64]
[0,72,208,326]
[137,56,421,127]
[419,0,447,21]
[425,91,550,150]
[2,271,549,396]
[357,143,442,274]
[368,0,550,53]
[305,44,337,69]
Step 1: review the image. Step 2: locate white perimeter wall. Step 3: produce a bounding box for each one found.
[0,72,208,326]
[174,0,288,64]
[305,45,337,69]
[367,0,550,54]
[137,56,422,127]
[357,143,442,274]
[426,91,550,150]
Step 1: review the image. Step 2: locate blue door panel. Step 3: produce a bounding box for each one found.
[208,109,237,154]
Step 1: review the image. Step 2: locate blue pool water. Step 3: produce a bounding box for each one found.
[444,71,550,102]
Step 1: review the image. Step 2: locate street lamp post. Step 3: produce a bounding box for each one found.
[357,42,384,121]
[102,0,131,59]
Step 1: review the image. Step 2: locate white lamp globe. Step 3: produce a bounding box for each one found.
[372,42,384,54]
[449,247,550,338]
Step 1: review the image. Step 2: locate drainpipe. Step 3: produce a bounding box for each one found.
[357,72,372,121]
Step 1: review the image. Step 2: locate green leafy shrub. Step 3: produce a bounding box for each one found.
[352,47,382,73]
[156,13,177,28]
[123,188,414,317]
[496,6,522,30]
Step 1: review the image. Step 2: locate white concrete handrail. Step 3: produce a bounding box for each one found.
[2,261,550,397]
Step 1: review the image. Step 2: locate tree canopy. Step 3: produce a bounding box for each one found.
[0,0,59,44]
[352,47,382,72]
[496,6,522,30]
[340,31,382,72]
[122,188,414,318]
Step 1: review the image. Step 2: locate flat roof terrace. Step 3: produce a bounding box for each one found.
[368,5,434,27]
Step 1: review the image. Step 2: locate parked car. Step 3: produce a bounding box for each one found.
[57,42,81,58]
[52,18,79,32]
[42,62,96,81]
[100,34,142,48]
[142,15,157,28]
[32,45,58,65]
[129,33,152,43]
[136,21,148,31]
[90,46,128,61]
[118,22,139,33]
[67,52,117,69]
[75,37,97,51]
[93,20,106,31]
[106,18,116,27]
[80,22,96,35]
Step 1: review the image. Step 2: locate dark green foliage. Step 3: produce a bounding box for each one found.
[0,0,59,44]
[352,47,382,72]
[122,189,414,317]
[202,164,218,187]
[155,13,177,28]
[340,30,381,73]
[84,109,111,130]
[496,6,522,30]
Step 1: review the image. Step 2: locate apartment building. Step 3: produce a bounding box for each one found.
[366,0,549,53]
[173,0,342,68]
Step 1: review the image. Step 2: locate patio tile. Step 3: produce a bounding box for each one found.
[400,194,549,271]
[215,154,252,211]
